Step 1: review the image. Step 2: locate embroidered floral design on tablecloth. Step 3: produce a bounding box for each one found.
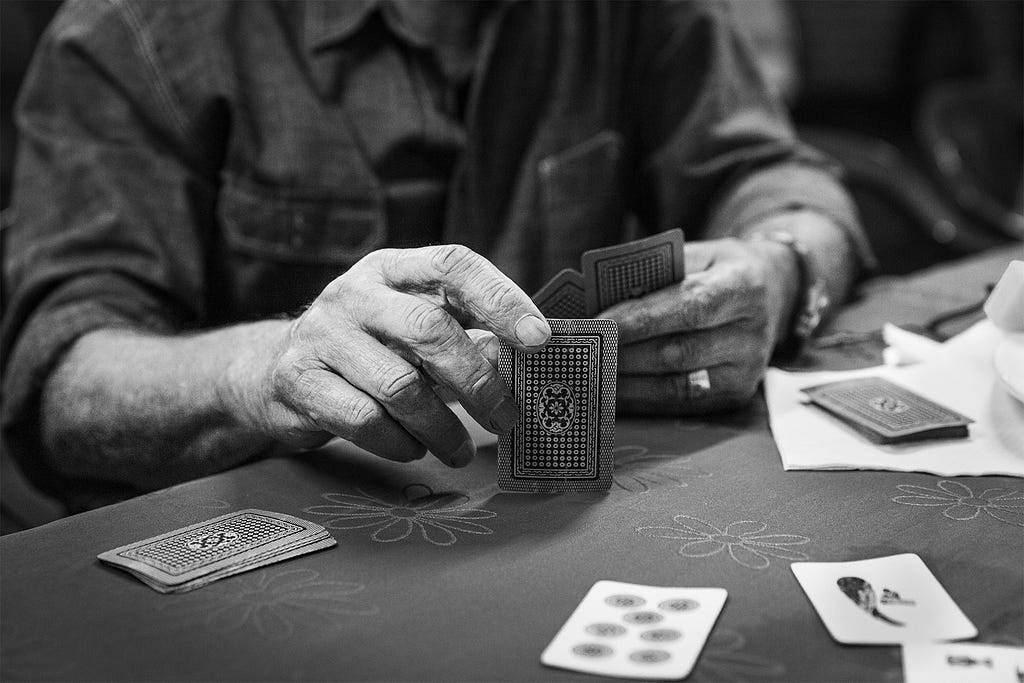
[303,484,496,545]
[612,445,711,493]
[691,628,785,681]
[157,568,377,640]
[636,515,811,569]
[891,481,1024,527]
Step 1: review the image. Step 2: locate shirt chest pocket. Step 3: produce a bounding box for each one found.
[217,175,387,266]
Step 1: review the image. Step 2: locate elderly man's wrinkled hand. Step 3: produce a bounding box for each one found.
[239,245,549,467]
[600,238,797,414]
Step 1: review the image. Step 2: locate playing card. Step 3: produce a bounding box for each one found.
[581,228,685,316]
[801,376,973,444]
[541,580,727,680]
[497,319,617,493]
[534,268,586,319]
[791,554,977,644]
[902,641,1024,683]
[98,510,335,593]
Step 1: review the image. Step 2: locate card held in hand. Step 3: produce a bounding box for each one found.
[533,268,586,319]
[801,376,973,444]
[498,319,617,492]
[98,509,335,593]
[581,228,685,316]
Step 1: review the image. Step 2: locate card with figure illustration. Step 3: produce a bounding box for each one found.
[581,228,685,316]
[497,319,617,493]
[791,554,977,644]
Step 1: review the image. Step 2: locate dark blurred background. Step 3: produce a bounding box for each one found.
[0,0,1022,531]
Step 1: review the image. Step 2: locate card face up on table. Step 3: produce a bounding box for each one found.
[901,641,1024,683]
[97,510,335,593]
[541,580,727,680]
[791,553,977,644]
[498,319,617,493]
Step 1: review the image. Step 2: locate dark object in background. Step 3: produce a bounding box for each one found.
[790,0,1023,275]
[800,125,1008,275]
[917,80,1024,242]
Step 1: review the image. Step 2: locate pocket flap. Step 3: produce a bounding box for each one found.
[218,176,387,266]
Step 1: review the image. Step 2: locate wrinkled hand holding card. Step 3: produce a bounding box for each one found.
[498,319,617,493]
[98,509,335,593]
[801,376,973,444]
[791,554,977,644]
[541,580,727,680]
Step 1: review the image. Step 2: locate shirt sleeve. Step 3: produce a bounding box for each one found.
[629,0,876,269]
[1,0,218,501]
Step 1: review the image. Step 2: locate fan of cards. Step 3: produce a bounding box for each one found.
[97,510,336,593]
[533,228,685,318]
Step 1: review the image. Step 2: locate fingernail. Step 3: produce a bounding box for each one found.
[449,441,475,468]
[488,396,519,433]
[515,314,550,347]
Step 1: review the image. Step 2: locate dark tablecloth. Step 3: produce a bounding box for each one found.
[2,245,1022,682]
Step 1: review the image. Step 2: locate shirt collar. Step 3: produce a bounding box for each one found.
[301,0,515,54]
[302,0,381,53]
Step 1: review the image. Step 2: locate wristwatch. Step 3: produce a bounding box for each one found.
[749,230,830,357]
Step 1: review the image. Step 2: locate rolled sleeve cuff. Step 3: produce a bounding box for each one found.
[708,161,879,273]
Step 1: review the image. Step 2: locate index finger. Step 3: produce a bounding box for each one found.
[598,266,747,345]
[374,245,551,352]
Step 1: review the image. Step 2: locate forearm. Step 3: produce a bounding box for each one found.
[40,319,293,489]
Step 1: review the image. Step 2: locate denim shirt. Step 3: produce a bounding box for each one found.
[2,0,870,506]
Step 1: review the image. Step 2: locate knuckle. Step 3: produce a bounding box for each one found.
[463,361,497,399]
[430,244,478,277]
[679,281,713,328]
[475,276,520,314]
[659,338,687,370]
[353,248,389,273]
[375,365,424,403]
[718,368,759,406]
[405,302,456,343]
[342,395,385,437]
[270,354,304,400]
[623,304,656,340]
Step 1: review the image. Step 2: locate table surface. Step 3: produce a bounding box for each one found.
[2,245,1022,683]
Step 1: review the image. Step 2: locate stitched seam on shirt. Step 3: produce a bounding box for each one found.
[108,0,207,158]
